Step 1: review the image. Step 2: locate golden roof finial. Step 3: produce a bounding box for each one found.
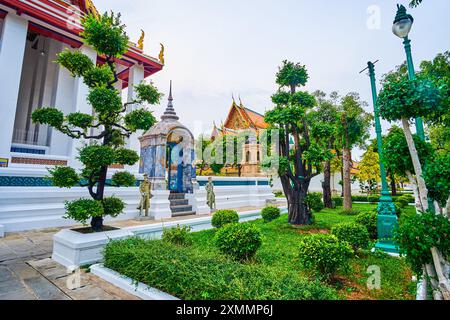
[159,43,165,65]
[138,30,145,50]
[85,0,99,18]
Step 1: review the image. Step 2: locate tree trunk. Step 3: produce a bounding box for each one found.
[342,148,352,210]
[401,118,429,212]
[406,171,423,213]
[322,161,333,208]
[288,188,312,225]
[389,171,397,196]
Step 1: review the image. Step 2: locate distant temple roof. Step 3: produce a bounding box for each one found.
[0,0,163,88]
[211,98,268,139]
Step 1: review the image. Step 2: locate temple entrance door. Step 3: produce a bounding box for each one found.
[167,142,184,193]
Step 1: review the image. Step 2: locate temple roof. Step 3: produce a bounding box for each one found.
[0,0,163,88]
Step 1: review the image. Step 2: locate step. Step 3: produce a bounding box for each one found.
[170,205,193,213]
[169,199,189,206]
[168,193,186,200]
[172,211,196,218]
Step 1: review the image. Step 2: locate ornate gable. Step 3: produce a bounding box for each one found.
[223,101,250,130]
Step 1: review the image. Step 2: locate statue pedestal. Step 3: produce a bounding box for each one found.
[148,190,172,220]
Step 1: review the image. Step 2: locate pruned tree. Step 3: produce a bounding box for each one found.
[263,61,333,225]
[337,93,373,210]
[356,149,381,196]
[32,13,161,231]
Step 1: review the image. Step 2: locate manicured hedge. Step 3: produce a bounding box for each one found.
[104,237,338,300]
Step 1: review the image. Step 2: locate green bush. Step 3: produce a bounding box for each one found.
[48,166,79,188]
[332,197,343,208]
[211,210,239,228]
[261,206,281,223]
[331,222,370,251]
[64,198,103,224]
[394,202,403,217]
[162,225,193,246]
[298,234,353,279]
[356,211,378,240]
[215,223,262,261]
[273,190,284,198]
[396,196,409,208]
[306,192,325,212]
[394,210,450,275]
[104,238,338,300]
[102,197,125,217]
[398,194,414,204]
[367,195,380,204]
[338,209,360,216]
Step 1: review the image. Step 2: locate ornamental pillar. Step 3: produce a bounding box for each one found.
[0,14,28,164]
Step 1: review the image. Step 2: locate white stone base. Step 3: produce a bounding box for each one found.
[148,190,171,220]
[90,264,178,300]
[53,207,287,268]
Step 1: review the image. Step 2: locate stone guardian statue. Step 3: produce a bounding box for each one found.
[137,174,152,217]
[205,177,216,213]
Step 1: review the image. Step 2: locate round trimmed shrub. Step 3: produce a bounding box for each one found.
[396,196,409,208]
[162,225,193,246]
[394,202,403,217]
[332,197,343,208]
[211,210,239,228]
[306,192,325,212]
[102,197,125,217]
[367,195,380,204]
[331,222,370,251]
[261,206,281,223]
[64,198,104,225]
[356,210,378,240]
[298,234,353,279]
[215,223,262,261]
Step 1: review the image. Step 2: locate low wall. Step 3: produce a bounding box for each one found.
[0,171,275,235]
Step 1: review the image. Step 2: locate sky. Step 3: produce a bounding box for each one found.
[96,0,450,160]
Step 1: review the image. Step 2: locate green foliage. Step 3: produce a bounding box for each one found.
[382,126,434,176]
[306,192,325,213]
[111,171,136,187]
[211,210,239,228]
[273,190,284,198]
[332,197,343,208]
[102,197,125,217]
[368,195,380,204]
[396,196,409,208]
[65,198,104,224]
[357,149,380,191]
[394,202,403,217]
[134,83,162,105]
[81,12,129,58]
[378,78,442,122]
[356,211,378,240]
[78,144,115,168]
[275,60,309,88]
[162,225,193,247]
[331,222,370,251]
[32,108,64,128]
[104,238,338,300]
[214,223,263,261]
[298,234,353,279]
[394,211,450,275]
[88,87,122,114]
[56,49,94,78]
[339,209,361,216]
[48,166,80,188]
[83,65,114,88]
[423,153,450,208]
[67,112,94,129]
[114,148,139,166]
[261,206,281,223]
[124,109,157,131]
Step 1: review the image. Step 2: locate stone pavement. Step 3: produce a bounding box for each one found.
[0,204,284,300]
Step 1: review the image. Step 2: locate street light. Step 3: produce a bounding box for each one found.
[360,61,399,254]
[392,4,426,141]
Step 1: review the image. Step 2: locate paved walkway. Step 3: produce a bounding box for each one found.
[0,205,276,300]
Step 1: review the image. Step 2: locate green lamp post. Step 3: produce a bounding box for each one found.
[363,61,399,253]
[392,4,426,141]
[393,4,435,212]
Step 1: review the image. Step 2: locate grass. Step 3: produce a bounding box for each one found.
[106,203,416,300]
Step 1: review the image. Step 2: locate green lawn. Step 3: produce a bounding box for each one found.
[104,203,416,300]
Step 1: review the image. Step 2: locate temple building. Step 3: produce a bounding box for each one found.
[0,0,163,182]
[211,98,269,177]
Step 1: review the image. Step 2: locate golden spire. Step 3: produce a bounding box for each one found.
[84,0,99,18]
[138,30,145,50]
[159,43,165,65]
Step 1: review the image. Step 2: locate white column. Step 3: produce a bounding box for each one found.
[49,43,76,156]
[0,14,28,162]
[68,45,97,168]
[126,64,145,173]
